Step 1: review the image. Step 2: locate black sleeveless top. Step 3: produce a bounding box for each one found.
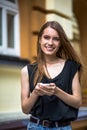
[27,60,81,121]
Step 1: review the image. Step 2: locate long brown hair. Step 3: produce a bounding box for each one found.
[34,21,83,85]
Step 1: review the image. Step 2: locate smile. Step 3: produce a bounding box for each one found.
[45,46,55,51]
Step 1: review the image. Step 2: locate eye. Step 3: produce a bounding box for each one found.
[43,35,50,40]
[53,37,60,41]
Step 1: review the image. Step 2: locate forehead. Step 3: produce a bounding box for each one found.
[43,27,59,36]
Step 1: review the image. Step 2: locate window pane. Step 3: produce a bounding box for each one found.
[6,0,16,3]
[7,13,14,48]
[0,8,2,46]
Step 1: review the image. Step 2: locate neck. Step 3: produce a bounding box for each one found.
[44,55,59,64]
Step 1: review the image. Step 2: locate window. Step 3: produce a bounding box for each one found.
[0,8,2,46]
[0,0,20,56]
[6,0,16,3]
[7,12,14,48]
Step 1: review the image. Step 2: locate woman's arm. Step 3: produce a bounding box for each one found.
[21,66,39,114]
[54,71,82,108]
[36,71,82,109]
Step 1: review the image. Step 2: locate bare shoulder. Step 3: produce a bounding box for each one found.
[21,65,28,77]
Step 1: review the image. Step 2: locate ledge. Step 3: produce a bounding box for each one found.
[0,107,87,130]
[77,107,87,120]
[71,107,87,130]
[0,55,30,67]
[0,107,87,123]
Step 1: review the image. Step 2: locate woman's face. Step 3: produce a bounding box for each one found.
[39,27,60,57]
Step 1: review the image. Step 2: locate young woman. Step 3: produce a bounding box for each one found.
[21,21,82,130]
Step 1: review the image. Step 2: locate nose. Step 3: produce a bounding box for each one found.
[48,38,53,45]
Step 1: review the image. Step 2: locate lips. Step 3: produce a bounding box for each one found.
[45,45,55,51]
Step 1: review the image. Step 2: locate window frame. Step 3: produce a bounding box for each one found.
[0,0,20,56]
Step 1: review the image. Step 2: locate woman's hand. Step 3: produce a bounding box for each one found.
[34,83,57,96]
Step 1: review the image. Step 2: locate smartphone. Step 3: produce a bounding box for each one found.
[39,83,50,86]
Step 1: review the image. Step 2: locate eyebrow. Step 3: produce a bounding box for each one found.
[43,35,60,38]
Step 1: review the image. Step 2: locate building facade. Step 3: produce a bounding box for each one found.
[0,0,87,129]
